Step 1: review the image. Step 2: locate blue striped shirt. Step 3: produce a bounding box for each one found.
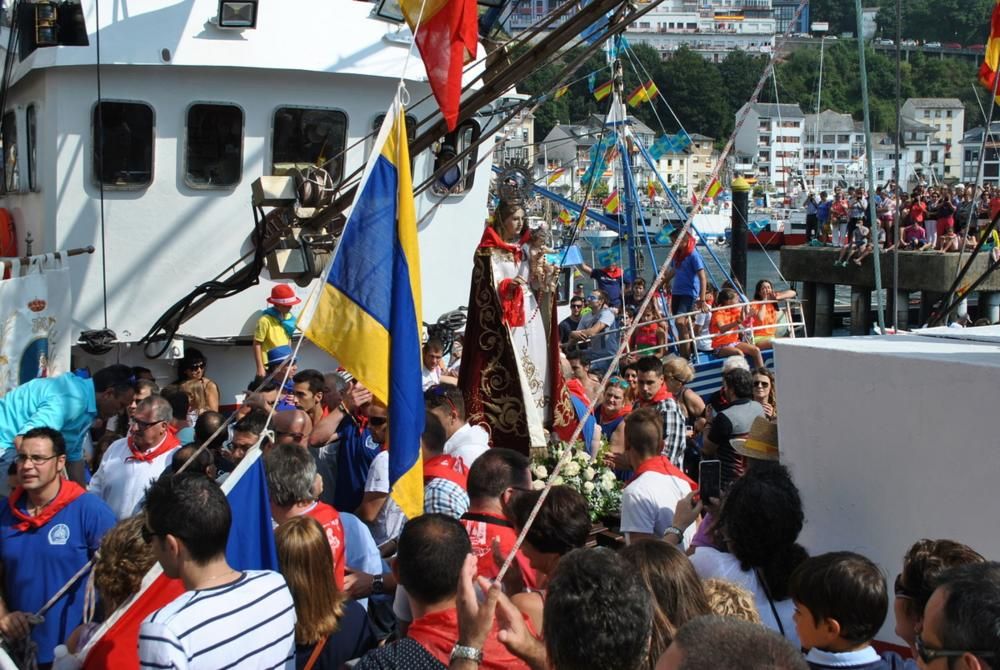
[138,570,296,670]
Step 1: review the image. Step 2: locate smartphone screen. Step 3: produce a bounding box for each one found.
[699,459,722,502]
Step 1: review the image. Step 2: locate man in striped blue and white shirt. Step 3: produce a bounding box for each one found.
[138,473,296,669]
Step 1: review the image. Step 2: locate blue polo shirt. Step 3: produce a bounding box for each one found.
[333,421,381,513]
[590,269,623,308]
[0,373,97,462]
[671,251,706,298]
[0,490,115,664]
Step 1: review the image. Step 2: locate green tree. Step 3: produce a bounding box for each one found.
[719,51,768,122]
[659,47,729,137]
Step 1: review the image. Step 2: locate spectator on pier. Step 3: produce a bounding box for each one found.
[836,218,871,267]
[831,193,849,246]
[815,191,832,245]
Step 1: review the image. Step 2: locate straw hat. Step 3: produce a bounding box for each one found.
[731,416,779,461]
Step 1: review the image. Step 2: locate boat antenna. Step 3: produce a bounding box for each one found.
[814,30,825,193]
[854,0,886,333]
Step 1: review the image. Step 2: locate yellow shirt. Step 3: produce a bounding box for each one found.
[254,312,291,365]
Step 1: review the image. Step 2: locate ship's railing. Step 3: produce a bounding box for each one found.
[581,298,807,365]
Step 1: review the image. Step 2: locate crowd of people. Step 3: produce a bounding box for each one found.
[803,181,1000,262]
[0,195,996,669]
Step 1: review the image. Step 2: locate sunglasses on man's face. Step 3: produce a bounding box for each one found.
[914,632,997,665]
[368,416,388,427]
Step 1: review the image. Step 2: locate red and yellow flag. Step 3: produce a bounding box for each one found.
[627,80,659,107]
[705,178,722,199]
[981,1,1000,101]
[554,85,569,99]
[399,0,478,130]
[547,168,566,185]
[558,208,573,225]
[603,190,621,214]
[647,180,657,200]
[593,80,613,101]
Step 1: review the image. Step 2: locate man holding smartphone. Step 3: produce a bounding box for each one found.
[620,408,697,546]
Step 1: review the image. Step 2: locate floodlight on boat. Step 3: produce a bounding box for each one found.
[215,1,257,29]
[371,0,406,25]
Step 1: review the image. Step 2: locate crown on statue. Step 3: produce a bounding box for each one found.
[496,162,533,207]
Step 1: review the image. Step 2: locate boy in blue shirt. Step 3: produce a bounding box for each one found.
[791,552,912,670]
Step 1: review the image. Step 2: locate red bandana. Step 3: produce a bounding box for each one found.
[7,480,87,531]
[637,384,672,406]
[628,455,697,489]
[477,226,531,264]
[127,431,180,463]
[407,608,531,670]
[602,264,623,279]
[598,404,631,424]
[565,378,590,405]
[423,454,468,489]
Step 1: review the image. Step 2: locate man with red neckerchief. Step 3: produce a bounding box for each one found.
[88,396,181,519]
[0,427,115,666]
[620,407,697,547]
[356,514,530,670]
[422,413,469,519]
[460,448,537,590]
[632,356,687,465]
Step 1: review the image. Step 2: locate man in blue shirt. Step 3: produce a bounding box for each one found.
[578,261,624,310]
[816,192,832,246]
[663,228,708,360]
[0,427,116,665]
[0,364,135,491]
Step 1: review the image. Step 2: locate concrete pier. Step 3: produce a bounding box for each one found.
[780,247,1000,332]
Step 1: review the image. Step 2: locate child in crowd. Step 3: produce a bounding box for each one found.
[704,578,761,624]
[836,218,869,267]
[252,285,301,377]
[709,288,764,369]
[900,218,929,250]
[790,551,909,670]
[693,285,718,357]
[935,224,960,252]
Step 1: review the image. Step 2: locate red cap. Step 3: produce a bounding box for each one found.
[267,284,301,306]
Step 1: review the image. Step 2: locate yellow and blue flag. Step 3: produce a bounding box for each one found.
[304,99,424,519]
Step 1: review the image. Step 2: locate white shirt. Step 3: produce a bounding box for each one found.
[421,365,441,391]
[363,451,406,547]
[88,436,178,519]
[620,470,694,546]
[689,546,799,647]
[444,423,490,467]
[139,570,296,670]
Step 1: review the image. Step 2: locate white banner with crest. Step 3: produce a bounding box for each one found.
[0,254,72,397]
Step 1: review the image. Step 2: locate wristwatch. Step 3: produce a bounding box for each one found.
[450,644,483,664]
[371,573,385,595]
[665,526,684,538]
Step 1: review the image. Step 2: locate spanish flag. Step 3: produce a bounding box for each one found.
[980,0,1000,101]
[706,178,722,199]
[627,80,658,107]
[603,190,621,214]
[547,167,566,185]
[399,0,478,130]
[558,208,573,224]
[304,100,424,519]
[647,180,657,200]
[554,85,569,99]
[594,80,613,101]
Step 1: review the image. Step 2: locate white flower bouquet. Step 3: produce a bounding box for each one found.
[531,440,623,522]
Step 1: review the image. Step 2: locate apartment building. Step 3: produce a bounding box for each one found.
[732,102,804,191]
[900,98,965,181]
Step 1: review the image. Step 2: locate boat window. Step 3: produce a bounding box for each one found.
[93,101,154,188]
[430,120,480,196]
[271,107,347,184]
[26,105,37,192]
[1,111,17,193]
[185,103,243,188]
[371,113,416,172]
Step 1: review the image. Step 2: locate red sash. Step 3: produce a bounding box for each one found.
[565,378,590,405]
[407,608,530,670]
[628,455,697,489]
[423,455,468,489]
[7,480,87,531]
[637,384,673,406]
[127,432,180,463]
[304,502,346,589]
[477,226,531,264]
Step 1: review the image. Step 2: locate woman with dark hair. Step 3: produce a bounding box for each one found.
[508,485,591,631]
[173,347,220,412]
[892,538,985,655]
[620,540,711,670]
[689,462,808,645]
[276,515,375,669]
[752,367,777,420]
[752,279,796,350]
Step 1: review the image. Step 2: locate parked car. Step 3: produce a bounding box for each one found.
[943,42,962,50]
[876,38,894,46]
[901,38,918,46]
[925,41,942,48]
[969,44,986,53]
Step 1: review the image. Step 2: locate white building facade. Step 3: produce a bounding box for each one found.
[732,102,804,191]
[900,98,965,181]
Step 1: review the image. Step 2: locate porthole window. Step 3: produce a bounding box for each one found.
[185,103,243,188]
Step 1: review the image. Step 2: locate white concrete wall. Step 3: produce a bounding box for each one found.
[774,332,1000,644]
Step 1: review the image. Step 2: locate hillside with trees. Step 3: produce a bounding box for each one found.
[809,0,993,46]
[520,39,984,147]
